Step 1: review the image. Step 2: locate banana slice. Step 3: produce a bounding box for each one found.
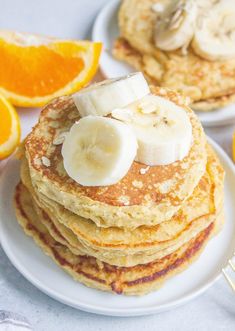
[61,116,137,186]
[72,72,150,117]
[192,0,235,61]
[154,0,197,51]
[112,95,192,166]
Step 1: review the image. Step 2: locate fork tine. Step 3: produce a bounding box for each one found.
[222,269,235,292]
[229,260,235,272]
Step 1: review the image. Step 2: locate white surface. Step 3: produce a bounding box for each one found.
[0,0,234,330]
[92,0,235,127]
[0,138,234,317]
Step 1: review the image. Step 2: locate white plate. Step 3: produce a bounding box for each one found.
[92,0,235,127]
[0,138,234,317]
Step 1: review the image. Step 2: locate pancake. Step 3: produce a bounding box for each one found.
[19,143,224,267]
[14,182,222,295]
[113,0,235,111]
[24,87,207,229]
[21,146,224,246]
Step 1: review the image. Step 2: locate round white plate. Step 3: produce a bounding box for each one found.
[92,0,235,127]
[0,138,234,317]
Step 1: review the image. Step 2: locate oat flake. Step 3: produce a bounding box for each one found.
[41,156,51,167]
[140,166,150,175]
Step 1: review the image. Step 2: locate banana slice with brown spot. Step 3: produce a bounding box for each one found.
[112,94,192,166]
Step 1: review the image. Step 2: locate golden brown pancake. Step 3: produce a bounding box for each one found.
[14,63,225,294]
[20,143,224,267]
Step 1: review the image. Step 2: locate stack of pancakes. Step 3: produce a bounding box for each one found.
[113,0,235,111]
[14,86,225,295]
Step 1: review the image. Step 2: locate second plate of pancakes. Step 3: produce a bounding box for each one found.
[92,0,235,127]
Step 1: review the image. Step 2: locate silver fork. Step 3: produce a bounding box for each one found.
[222,254,235,292]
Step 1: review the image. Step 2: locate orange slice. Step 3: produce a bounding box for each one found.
[0,31,102,107]
[0,94,21,159]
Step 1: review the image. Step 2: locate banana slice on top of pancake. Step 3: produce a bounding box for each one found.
[62,116,137,186]
[112,94,192,166]
[192,0,235,61]
[153,0,198,51]
[72,72,150,117]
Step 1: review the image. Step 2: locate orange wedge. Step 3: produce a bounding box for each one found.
[0,94,21,159]
[0,31,102,107]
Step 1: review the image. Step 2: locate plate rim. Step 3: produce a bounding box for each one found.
[0,137,234,317]
[92,0,235,128]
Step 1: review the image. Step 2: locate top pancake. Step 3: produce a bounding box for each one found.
[115,0,235,108]
[25,86,206,228]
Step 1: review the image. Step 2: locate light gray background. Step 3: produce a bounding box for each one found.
[0,0,234,330]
